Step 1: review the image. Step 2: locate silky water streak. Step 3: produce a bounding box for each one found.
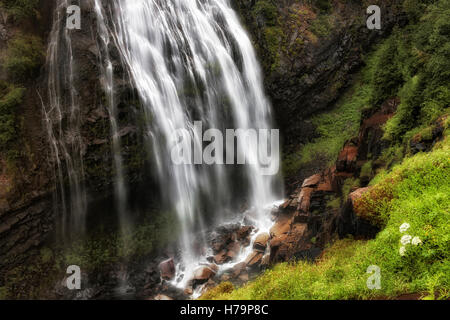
[110,0,283,285]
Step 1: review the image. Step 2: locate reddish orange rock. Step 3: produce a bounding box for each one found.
[253,233,270,252]
[302,174,321,188]
[297,187,314,212]
[193,266,216,282]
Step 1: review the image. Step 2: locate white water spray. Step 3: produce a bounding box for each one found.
[44,0,283,289]
[110,0,282,285]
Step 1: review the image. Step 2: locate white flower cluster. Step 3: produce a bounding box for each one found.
[398,222,422,256]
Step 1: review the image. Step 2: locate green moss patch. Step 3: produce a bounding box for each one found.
[3,33,45,83]
[204,137,450,300]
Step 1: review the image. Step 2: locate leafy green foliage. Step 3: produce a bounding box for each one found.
[253,0,278,26]
[365,34,404,107]
[383,0,450,141]
[4,33,45,83]
[341,177,360,201]
[360,160,373,179]
[283,81,369,177]
[0,0,39,21]
[0,82,24,159]
[310,14,332,38]
[204,137,450,300]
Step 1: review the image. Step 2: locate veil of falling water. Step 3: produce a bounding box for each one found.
[44,0,283,287]
[109,0,282,285]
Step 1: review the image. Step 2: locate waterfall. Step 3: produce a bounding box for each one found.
[43,0,282,287]
[42,0,87,238]
[93,0,129,234]
[109,0,282,284]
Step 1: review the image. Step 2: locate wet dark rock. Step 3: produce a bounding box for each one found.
[231,262,247,278]
[253,233,269,252]
[337,188,380,239]
[236,225,254,241]
[234,0,406,156]
[409,116,446,155]
[302,174,321,188]
[220,273,232,282]
[209,223,240,254]
[159,258,175,281]
[260,253,270,270]
[226,241,241,260]
[293,247,322,262]
[336,143,358,172]
[153,282,189,300]
[245,251,263,269]
[193,266,216,284]
[213,250,230,264]
[208,263,219,273]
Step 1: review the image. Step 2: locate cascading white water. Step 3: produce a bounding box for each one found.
[43,0,282,290]
[109,0,282,284]
[93,0,128,233]
[42,0,87,238]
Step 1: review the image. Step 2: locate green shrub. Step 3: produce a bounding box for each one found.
[4,33,44,83]
[383,0,450,142]
[326,196,341,210]
[0,84,24,159]
[264,26,282,71]
[360,161,373,180]
[341,177,360,201]
[199,282,234,300]
[366,34,404,107]
[253,0,278,26]
[0,0,39,21]
[282,81,369,177]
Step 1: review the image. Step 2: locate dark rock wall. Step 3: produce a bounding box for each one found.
[233,0,406,147]
[0,0,153,279]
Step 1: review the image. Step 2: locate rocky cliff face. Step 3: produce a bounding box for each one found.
[0,0,55,282]
[0,0,154,281]
[234,0,406,148]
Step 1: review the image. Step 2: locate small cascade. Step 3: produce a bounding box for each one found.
[93,0,128,232]
[43,0,87,238]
